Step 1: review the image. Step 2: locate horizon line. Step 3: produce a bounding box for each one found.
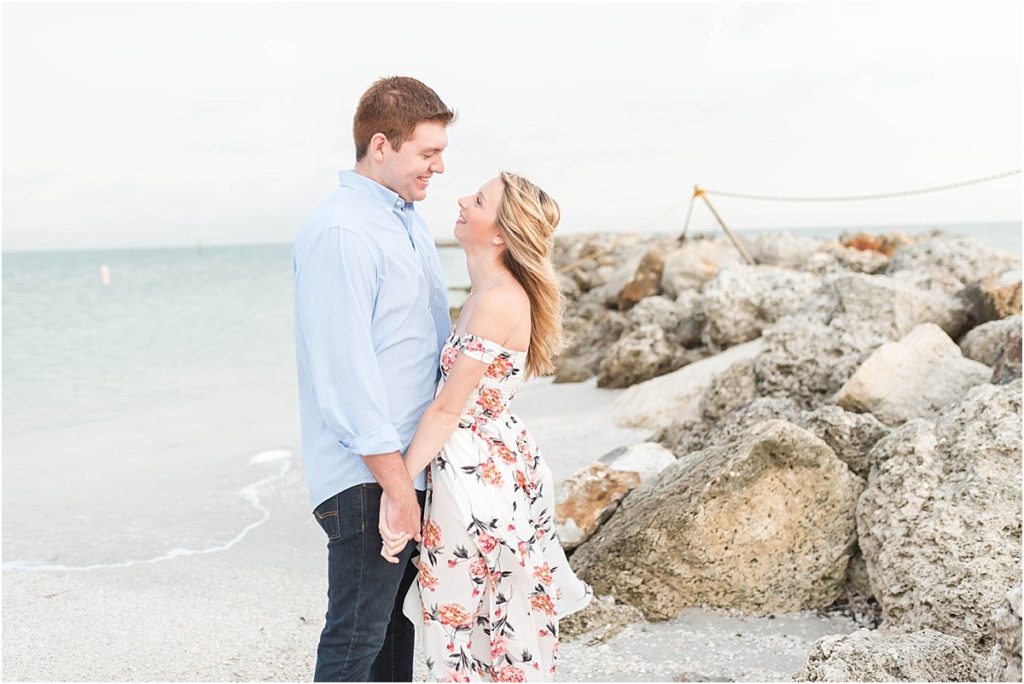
[3,218,1020,255]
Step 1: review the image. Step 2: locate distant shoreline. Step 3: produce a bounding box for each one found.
[3,220,1020,255]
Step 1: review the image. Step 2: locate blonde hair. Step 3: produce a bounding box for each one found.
[496,171,563,378]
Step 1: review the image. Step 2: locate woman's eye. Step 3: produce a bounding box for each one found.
[475,198,481,206]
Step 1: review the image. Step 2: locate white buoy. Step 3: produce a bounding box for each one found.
[99,264,110,286]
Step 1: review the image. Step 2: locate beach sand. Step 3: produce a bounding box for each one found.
[2,378,861,682]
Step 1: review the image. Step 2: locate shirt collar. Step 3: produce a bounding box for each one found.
[338,170,413,212]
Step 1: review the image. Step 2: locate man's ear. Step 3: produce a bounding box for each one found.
[369,132,389,162]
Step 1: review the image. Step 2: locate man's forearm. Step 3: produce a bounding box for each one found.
[361,451,415,495]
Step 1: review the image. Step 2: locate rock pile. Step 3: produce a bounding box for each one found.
[551,228,1022,680]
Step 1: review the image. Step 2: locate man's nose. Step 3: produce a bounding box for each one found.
[431,154,445,174]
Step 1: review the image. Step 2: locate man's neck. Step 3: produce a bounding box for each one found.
[352,163,408,203]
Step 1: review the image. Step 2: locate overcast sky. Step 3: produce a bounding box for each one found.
[2,1,1021,250]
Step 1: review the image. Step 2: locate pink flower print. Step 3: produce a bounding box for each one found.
[422,520,442,550]
[447,559,458,569]
[476,533,498,555]
[476,388,504,415]
[441,346,459,373]
[491,442,517,465]
[490,634,508,660]
[488,570,501,591]
[437,603,472,629]
[530,593,556,616]
[532,562,553,586]
[469,557,488,579]
[418,561,438,591]
[480,459,503,487]
[464,338,486,355]
[517,540,529,564]
[486,355,513,379]
[495,665,526,682]
[514,470,528,491]
[442,671,469,682]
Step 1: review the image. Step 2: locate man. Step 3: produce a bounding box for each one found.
[292,76,455,682]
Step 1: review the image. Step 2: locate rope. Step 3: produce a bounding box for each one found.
[702,168,1022,203]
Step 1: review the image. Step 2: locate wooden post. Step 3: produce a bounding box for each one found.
[694,186,756,265]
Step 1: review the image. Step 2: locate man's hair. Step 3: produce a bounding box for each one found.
[353,76,456,161]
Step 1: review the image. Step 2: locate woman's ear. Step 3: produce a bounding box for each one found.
[491,234,505,246]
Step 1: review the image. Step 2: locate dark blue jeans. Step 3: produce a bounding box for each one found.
[312,483,426,682]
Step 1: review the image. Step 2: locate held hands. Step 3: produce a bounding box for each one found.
[378,488,422,564]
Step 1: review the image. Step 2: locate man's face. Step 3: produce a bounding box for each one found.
[379,121,448,202]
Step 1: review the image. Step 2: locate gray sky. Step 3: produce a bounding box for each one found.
[2,1,1021,250]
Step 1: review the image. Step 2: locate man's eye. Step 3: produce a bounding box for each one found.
[475,198,481,206]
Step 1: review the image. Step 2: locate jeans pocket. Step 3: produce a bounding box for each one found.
[313,495,341,541]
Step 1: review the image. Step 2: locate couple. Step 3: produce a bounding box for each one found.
[292,76,592,683]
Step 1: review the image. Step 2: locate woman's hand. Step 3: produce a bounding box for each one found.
[379,490,413,563]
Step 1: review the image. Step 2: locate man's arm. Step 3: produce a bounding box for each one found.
[294,227,419,537]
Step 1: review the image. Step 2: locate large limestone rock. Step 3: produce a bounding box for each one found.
[986,585,1023,682]
[572,420,865,619]
[755,272,970,408]
[699,263,821,349]
[554,463,640,550]
[554,303,629,383]
[596,325,705,389]
[804,242,891,276]
[655,396,804,459]
[856,380,1022,652]
[741,231,827,270]
[618,248,665,309]
[794,627,985,682]
[992,327,1022,384]
[660,239,744,298]
[885,234,1021,296]
[834,323,993,426]
[612,338,764,430]
[959,315,1022,366]
[961,267,1023,324]
[798,405,891,479]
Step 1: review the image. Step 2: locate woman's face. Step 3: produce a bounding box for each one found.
[454,176,504,248]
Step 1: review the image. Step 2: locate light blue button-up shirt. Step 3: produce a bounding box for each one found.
[293,170,451,511]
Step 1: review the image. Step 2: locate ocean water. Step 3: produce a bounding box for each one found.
[2,222,1019,570]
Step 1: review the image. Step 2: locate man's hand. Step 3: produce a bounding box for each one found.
[379,488,420,563]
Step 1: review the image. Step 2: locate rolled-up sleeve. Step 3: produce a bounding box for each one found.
[294,227,402,456]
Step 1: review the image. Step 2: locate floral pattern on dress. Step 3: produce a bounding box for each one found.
[403,330,593,682]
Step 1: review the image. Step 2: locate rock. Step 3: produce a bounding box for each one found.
[655,396,804,459]
[597,325,706,389]
[612,338,764,430]
[559,593,644,643]
[740,231,827,269]
[834,323,992,426]
[961,267,1023,325]
[698,358,759,422]
[839,229,916,256]
[885,234,1021,296]
[959,315,1022,366]
[673,290,706,348]
[992,327,1022,385]
[804,242,890,276]
[793,627,984,682]
[554,304,629,384]
[986,585,1022,682]
[618,248,665,309]
[598,442,676,485]
[798,405,891,479]
[856,380,1022,652]
[554,463,641,550]
[843,546,874,598]
[572,420,864,619]
[699,263,821,349]
[660,239,744,298]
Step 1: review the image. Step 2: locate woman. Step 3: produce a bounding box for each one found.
[379,171,592,681]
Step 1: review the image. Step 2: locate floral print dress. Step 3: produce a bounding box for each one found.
[402,331,593,682]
